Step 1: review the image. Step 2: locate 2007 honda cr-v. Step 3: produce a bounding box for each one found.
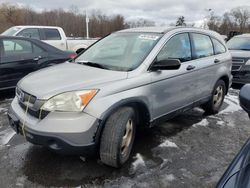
[8,27,232,167]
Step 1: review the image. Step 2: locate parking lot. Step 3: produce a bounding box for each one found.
[0,86,249,188]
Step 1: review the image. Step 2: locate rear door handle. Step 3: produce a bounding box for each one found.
[214,59,220,63]
[186,65,196,71]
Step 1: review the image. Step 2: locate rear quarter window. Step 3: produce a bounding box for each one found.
[212,38,226,55]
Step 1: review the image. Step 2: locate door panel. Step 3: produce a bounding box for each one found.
[149,63,200,119]
[190,33,218,99]
[0,38,44,89]
[149,33,200,119]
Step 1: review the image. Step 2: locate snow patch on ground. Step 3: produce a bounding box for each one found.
[193,119,209,127]
[160,174,175,187]
[162,174,175,181]
[159,140,178,148]
[132,153,145,170]
[0,107,7,113]
[16,176,27,187]
[216,120,225,126]
[0,127,16,145]
[220,94,242,114]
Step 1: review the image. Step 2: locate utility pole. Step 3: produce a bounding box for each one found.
[86,10,89,39]
[204,8,212,29]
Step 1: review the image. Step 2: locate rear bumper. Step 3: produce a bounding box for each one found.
[8,97,101,156]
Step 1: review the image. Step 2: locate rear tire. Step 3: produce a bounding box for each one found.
[100,107,136,168]
[202,80,226,114]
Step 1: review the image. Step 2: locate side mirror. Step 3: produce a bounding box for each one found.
[151,59,181,71]
[239,84,250,117]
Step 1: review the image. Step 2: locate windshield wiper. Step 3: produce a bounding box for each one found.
[77,61,110,70]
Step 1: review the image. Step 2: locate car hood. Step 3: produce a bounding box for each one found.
[229,50,250,58]
[18,62,128,99]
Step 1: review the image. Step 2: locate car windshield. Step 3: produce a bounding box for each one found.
[1,27,21,36]
[75,32,163,71]
[227,37,250,50]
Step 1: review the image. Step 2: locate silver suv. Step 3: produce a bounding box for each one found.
[8,27,232,167]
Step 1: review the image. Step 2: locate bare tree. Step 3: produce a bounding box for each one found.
[231,7,250,32]
[176,16,186,26]
[0,3,126,37]
[207,12,221,32]
[127,18,155,28]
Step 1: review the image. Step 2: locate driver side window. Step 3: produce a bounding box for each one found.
[157,33,191,62]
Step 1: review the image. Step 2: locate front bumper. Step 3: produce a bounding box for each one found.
[8,97,100,156]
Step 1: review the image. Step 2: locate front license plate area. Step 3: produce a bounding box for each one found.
[8,112,21,134]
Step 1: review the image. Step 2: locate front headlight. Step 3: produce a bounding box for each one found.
[41,90,98,112]
[245,59,250,65]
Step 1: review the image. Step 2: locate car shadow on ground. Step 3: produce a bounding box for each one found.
[20,108,206,187]
[231,83,244,90]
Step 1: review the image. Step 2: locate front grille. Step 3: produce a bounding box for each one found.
[232,65,242,71]
[16,87,49,119]
[16,87,36,104]
[19,101,49,119]
[232,58,245,64]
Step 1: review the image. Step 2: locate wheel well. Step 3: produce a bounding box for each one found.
[219,75,229,94]
[96,101,151,145]
[101,101,151,129]
[129,102,151,128]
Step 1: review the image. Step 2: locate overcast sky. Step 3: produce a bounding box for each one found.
[1,0,250,25]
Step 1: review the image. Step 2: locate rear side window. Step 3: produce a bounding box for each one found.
[191,33,213,59]
[16,28,40,40]
[43,29,61,40]
[2,39,33,55]
[157,33,192,62]
[212,38,226,55]
[2,39,45,57]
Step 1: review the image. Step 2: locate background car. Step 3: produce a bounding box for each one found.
[1,26,98,54]
[0,36,76,90]
[227,34,250,84]
[216,84,250,188]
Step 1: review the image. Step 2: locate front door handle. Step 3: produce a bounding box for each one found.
[186,65,196,71]
[33,56,42,61]
[214,59,220,63]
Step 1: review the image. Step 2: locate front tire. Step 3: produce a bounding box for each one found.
[202,80,226,114]
[100,107,136,168]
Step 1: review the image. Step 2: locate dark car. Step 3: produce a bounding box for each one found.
[0,36,76,90]
[216,84,250,188]
[227,34,250,84]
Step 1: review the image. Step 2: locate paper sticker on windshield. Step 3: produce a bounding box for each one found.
[139,35,159,41]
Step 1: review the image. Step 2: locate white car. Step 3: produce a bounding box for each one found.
[1,25,98,53]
